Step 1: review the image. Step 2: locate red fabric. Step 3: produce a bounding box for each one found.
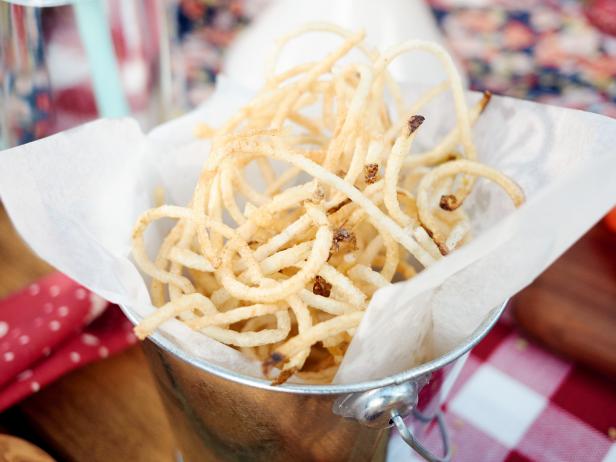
[605,208,616,233]
[0,273,136,412]
[389,315,616,462]
[585,0,616,36]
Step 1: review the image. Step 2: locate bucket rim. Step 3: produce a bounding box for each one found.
[121,300,508,395]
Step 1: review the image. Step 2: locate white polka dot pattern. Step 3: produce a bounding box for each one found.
[49,285,61,297]
[17,369,33,381]
[0,274,134,412]
[81,334,100,346]
[75,288,87,300]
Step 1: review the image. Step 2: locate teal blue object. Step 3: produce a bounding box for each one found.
[74,0,129,118]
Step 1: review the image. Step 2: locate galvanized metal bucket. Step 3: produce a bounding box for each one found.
[122,301,507,462]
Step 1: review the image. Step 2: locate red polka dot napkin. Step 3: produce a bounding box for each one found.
[0,273,136,412]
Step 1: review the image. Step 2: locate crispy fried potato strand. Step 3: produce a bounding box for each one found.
[131,23,523,385]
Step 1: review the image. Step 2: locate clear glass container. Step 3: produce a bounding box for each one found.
[0,0,182,148]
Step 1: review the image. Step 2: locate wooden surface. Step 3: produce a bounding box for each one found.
[0,204,52,293]
[1,202,615,460]
[0,205,175,462]
[0,435,55,462]
[513,223,616,378]
[18,348,175,462]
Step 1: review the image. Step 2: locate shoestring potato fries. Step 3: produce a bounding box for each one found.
[131,23,525,384]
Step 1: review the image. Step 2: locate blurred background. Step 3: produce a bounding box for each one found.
[2,0,615,148]
[0,1,614,461]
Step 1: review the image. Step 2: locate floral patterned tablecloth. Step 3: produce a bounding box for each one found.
[177,0,616,116]
[428,0,616,116]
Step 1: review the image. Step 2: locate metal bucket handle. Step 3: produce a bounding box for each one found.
[392,409,450,462]
[334,380,450,461]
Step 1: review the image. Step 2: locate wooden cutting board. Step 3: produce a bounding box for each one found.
[0,205,175,462]
[17,347,175,462]
[0,435,55,462]
[513,223,616,378]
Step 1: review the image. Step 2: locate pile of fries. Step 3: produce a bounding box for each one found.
[131,24,524,384]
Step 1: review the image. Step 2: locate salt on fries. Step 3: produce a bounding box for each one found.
[131,23,525,384]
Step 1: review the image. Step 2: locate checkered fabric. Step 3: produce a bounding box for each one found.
[387,314,616,461]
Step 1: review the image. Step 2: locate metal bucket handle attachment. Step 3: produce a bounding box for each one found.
[391,409,451,462]
[333,380,450,462]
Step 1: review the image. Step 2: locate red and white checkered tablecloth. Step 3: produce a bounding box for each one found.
[387,314,616,462]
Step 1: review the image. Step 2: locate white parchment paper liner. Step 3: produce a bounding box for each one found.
[1,76,614,384]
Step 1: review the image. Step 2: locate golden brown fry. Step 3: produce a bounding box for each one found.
[132,23,523,385]
[417,159,525,252]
